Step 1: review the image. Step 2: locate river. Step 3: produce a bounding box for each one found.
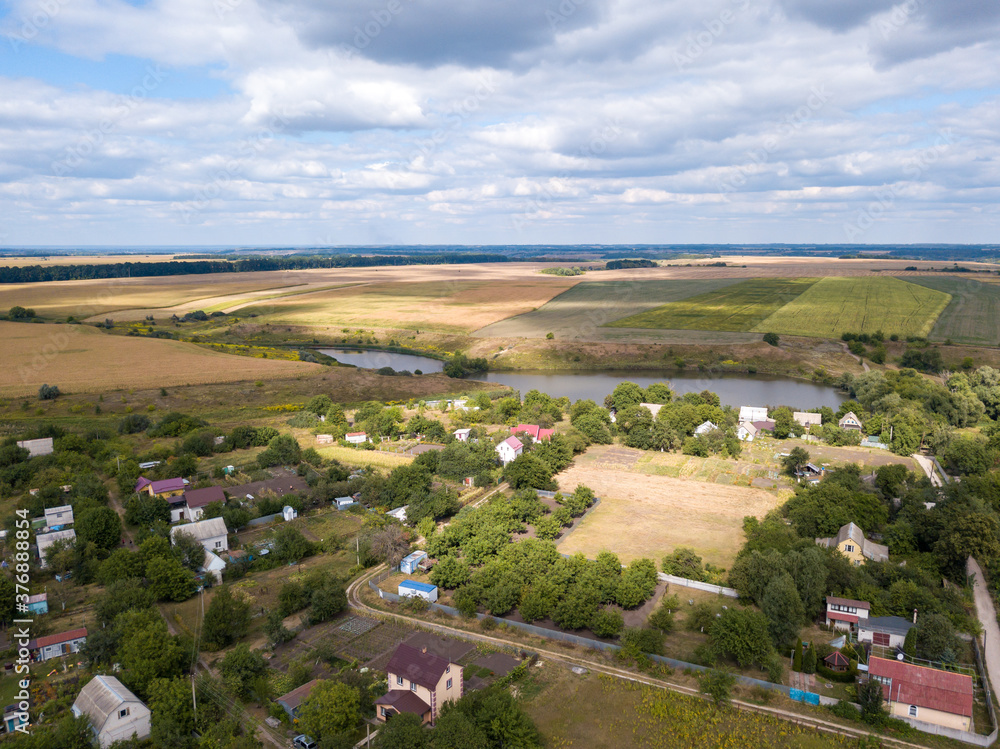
[317,348,845,410]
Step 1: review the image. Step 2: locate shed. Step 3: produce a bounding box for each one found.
[399,580,438,602]
[44,505,74,529]
[282,505,297,521]
[72,675,151,748]
[201,550,227,584]
[334,496,356,510]
[693,420,718,435]
[33,626,87,661]
[345,432,368,444]
[400,551,428,574]
[26,592,48,615]
[276,678,320,719]
[453,428,472,442]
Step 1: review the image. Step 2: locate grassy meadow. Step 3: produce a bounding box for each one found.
[751,276,950,339]
[904,276,1000,346]
[607,278,818,332]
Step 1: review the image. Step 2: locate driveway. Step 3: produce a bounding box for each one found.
[967,557,1000,698]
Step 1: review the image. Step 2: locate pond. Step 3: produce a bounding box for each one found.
[316,348,845,410]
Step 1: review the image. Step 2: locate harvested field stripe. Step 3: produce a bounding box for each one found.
[902,275,1000,345]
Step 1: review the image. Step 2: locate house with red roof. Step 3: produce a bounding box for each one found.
[30,627,87,662]
[824,596,870,632]
[510,424,554,442]
[868,657,974,731]
[375,643,462,725]
[496,436,523,465]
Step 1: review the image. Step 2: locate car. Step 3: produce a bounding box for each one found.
[292,736,317,749]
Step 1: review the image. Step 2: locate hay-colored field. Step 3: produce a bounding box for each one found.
[237,278,576,334]
[0,254,207,267]
[607,278,818,331]
[0,320,319,396]
[0,276,305,319]
[474,278,758,343]
[556,447,783,568]
[904,276,1000,346]
[315,445,414,468]
[751,276,951,339]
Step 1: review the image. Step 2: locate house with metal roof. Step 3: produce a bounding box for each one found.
[72,675,151,748]
[399,579,438,602]
[839,411,863,431]
[793,412,823,430]
[868,657,973,731]
[135,476,186,498]
[16,437,53,457]
[375,643,462,724]
[496,436,523,465]
[693,420,718,435]
[31,627,87,662]
[172,485,227,523]
[510,424,555,442]
[859,615,915,650]
[739,406,769,423]
[44,505,74,529]
[816,522,888,565]
[35,528,76,568]
[275,678,320,720]
[170,516,228,555]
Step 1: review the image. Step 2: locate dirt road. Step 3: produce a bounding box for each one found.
[967,557,1000,698]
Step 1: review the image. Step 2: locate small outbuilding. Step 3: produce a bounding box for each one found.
[453,428,472,442]
[282,505,297,522]
[399,580,438,602]
[400,551,428,574]
[334,496,356,510]
[345,432,369,445]
[824,651,850,672]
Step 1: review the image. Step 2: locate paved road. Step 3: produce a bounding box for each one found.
[968,557,1000,700]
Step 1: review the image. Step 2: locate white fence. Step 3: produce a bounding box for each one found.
[659,573,739,599]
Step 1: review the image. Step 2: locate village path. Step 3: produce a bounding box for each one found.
[911,453,943,487]
[967,557,1000,699]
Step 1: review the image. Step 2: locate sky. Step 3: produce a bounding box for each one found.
[0,0,998,246]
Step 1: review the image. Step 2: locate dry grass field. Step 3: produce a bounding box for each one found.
[0,254,208,266]
[315,444,414,468]
[0,320,320,396]
[904,276,1000,346]
[556,447,784,568]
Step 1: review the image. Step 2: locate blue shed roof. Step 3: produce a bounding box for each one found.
[399,579,436,593]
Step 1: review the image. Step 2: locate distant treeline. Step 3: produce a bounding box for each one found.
[604,258,658,270]
[0,253,511,283]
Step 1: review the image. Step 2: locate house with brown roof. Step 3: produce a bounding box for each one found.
[825,596,870,631]
[72,675,150,748]
[275,678,320,720]
[31,627,87,662]
[375,643,463,724]
[170,485,227,523]
[868,657,974,731]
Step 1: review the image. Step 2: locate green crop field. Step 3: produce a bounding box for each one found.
[475,278,746,339]
[903,276,1000,345]
[750,276,950,339]
[606,278,818,331]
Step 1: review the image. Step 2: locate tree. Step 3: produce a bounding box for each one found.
[935,513,1000,576]
[219,644,268,699]
[857,677,887,726]
[430,556,470,589]
[709,608,773,668]
[760,572,804,650]
[7,305,35,319]
[309,580,347,624]
[373,712,428,749]
[278,580,309,616]
[608,381,645,411]
[615,559,658,609]
[502,454,556,491]
[305,394,333,415]
[38,383,61,400]
[370,525,411,569]
[148,676,196,746]
[914,613,961,662]
[272,525,313,562]
[802,645,816,675]
[94,578,155,626]
[257,434,302,468]
[202,586,252,650]
[792,639,803,672]
[264,609,294,646]
[782,447,810,477]
[762,332,780,346]
[297,681,361,740]
[171,531,206,571]
[661,548,704,580]
[699,669,736,706]
[591,608,624,638]
[116,608,188,698]
[430,709,488,749]
[145,555,195,602]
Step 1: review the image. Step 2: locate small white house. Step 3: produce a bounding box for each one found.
[33,627,87,662]
[839,411,863,431]
[453,428,472,442]
[44,505,74,529]
[737,423,758,442]
[170,516,228,555]
[400,551,427,574]
[316,434,334,445]
[334,496,356,510]
[201,550,227,584]
[739,406,769,423]
[387,506,408,523]
[282,505,297,521]
[399,579,438,602]
[693,420,718,435]
[72,675,151,748]
[825,596,871,631]
[496,436,523,465]
[345,432,369,445]
[36,528,76,568]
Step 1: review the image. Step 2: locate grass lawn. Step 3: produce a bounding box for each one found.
[904,276,1000,346]
[521,662,855,749]
[315,445,414,468]
[607,278,818,332]
[751,276,951,339]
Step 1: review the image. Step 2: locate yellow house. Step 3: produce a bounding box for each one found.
[134,476,186,499]
[376,643,463,724]
[816,522,888,565]
[869,657,973,732]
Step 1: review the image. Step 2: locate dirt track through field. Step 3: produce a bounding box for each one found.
[556,459,782,568]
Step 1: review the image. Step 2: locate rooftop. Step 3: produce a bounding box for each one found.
[276,678,320,711]
[72,675,145,733]
[183,485,227,509]
[170,516,227,544]
[869,657,973,717]
[385,643,452,690]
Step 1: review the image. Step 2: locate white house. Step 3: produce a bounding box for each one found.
[825,596,870,631]
[793,412,823,430]
[170,516,228,555]
[737,423,758,442]
[345,432,369,445]
[859,615,915,649]
[334,496,356,510]
[202,550,227,584]
[72,675,151,748]
[453,428,472,442]
[694,420,718,435]
[739,406,769,423]
[639,403,664,419]
[32,627,87,662]
[387,506,408,523]
[496,436,523,465]
[282,505,297,521]
[36,528,76,568]
[839,411,863,431]
[44,505,74,529]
